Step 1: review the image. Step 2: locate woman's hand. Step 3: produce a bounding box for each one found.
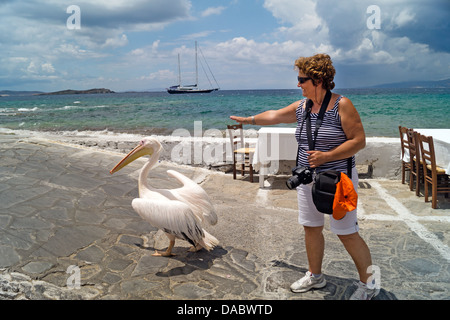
[230,116,250,124]
[306,150,330,168]
[229,100,300,126]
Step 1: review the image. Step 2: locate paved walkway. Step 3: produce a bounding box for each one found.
[0,132,449,300]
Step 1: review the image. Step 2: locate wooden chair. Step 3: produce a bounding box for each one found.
[399,126,411,184]
[417,133,450,209]
[406,129,422,196]
[227,124,255,182]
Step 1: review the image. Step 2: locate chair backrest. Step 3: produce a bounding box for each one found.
[227,124,245,151]
[406,128,420,165]
[417,133,437,173]
[398,126,409,160]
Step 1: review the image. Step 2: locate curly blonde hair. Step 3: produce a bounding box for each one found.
[294,53,336,91]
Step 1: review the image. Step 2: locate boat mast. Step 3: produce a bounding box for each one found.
[195,41,198,88]
[177,53,181,87]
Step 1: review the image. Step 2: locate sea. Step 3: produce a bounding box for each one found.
[0,88,449,138]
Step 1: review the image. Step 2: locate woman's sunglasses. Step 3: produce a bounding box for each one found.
[297,76,312,84]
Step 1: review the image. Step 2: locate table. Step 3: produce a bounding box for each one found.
[252,127,297,188]
[414,129,450,174]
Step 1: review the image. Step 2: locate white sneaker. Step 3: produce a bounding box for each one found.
[290,271,327,293]
[349,281,379,300]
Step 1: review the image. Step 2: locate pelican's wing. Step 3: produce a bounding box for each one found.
[131,198,205,245]
[166,170,218,226]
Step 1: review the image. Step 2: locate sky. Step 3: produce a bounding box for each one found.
[0,0,449,92]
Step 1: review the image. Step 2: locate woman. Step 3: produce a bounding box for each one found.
[230,54,378,300]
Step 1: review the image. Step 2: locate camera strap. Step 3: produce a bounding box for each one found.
[296,90,352,179]
[306,90,331,151]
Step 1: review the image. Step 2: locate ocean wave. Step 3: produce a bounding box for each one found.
[62,105,79,110]
[17,107,39,112]
[0,126,260,140]
[59,104,109,111]
[12,104,112,113]
[0,108,16,115]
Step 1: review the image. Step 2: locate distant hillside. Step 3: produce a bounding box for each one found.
[37,88,115,95]
[372,78,450,89]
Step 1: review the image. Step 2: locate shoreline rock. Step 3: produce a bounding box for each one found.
[36,88,115,96]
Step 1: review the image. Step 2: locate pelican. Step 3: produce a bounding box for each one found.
[110,137,218,256]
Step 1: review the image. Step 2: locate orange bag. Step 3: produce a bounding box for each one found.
[332,172,358,219]
[311,170,358,220]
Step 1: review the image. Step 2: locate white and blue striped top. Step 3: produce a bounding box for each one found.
[295,96,355,174]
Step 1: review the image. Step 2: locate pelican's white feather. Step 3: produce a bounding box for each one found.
[132,198,204,245]
[166,169,218,226]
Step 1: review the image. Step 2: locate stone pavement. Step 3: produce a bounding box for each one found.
[0,131,449,300]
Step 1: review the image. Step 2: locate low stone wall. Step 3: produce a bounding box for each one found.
[67,134,401,179]
[356,137,401,179]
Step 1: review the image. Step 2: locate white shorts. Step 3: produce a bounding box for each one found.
[296,167,359,235]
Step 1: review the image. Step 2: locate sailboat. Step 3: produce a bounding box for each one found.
[167,42,219,94]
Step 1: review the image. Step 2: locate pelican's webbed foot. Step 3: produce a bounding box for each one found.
[152,250,175,257]
[188,243,203,252]
[152,239,176,257]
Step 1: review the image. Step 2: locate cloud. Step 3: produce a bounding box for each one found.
[0,0,192,89]
[26,61,39,74]
[41,63,55,74]
[5,0,192,29]
[201,6,226,17]
[392,9,416,28]
[140,69,175,81]
[343,35,403,65]
[181,31,216,40]
[264,1,448,58]
[102,34,129,48]
[213,36,336,66]
[264,0,328,43]
[256,0,450,87]
[0,0,192,51]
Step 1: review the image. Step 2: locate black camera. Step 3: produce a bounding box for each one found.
[286,166,313,190]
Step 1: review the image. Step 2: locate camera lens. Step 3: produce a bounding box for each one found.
[286,176,300,190]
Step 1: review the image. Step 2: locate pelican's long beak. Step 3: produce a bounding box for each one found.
[110,144,153,174]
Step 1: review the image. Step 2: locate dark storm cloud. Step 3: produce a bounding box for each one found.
[1,0,192,29]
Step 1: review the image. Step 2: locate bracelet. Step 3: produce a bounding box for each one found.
[251,116,256,125]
